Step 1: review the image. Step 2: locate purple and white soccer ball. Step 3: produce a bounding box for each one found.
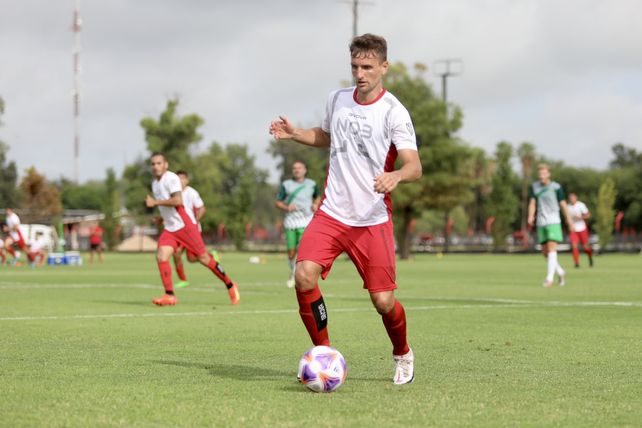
[298,345,347,393]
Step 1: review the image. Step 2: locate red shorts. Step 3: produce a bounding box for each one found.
[297,210,396,293]
[158,224,206,257]
[569,228,589,246]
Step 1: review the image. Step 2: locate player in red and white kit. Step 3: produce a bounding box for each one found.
[3,208,34,264]
[567,192,593,268]
[172,170,213,288]
[269,34,422,385]
[146,153,240,306]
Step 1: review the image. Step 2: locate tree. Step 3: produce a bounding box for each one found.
[0,142,19,208]
[195,143,267,249]
[596,178,617,250]
[267,139,328,186]
[608,144,642,231]
[517,142,536,233]
[610,143,642,169]
[103,168,119,250]
[19,167,62,223]
[57,178,105,210]
[139,98,203,170]
[383,62,473,257]
[486,142,519,249]
[0,98,20,208]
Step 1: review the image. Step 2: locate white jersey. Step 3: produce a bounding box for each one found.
[567,201,589,232]
[6,212,22,241]
[182,186,204,228]
[151,171,187,232]
[320,87,418,226]
[30,237,46,252]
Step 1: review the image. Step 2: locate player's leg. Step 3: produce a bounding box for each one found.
[347,220,413,385]
[570,231,581,267]
[5,237,17,260]
[179,225,239,304]
[284,229,297,288]
[173,246,190,288]
[153,231,179,306]
[294,212,344,348]
[581,230,593,267]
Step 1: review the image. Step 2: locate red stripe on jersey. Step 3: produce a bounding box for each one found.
[383,143,399,216]
[175,205,192,229]
[352,87,387,106]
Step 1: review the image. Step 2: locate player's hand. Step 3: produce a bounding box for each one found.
[269,116,296,140]
[373,171,401,194]
[145,195,156,208]
[287,204,298,213]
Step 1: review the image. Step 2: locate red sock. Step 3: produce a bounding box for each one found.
[206,255,233,287]
[585,246,593,257]
[157,261,174,294]
[175,262,187,281]
[295,285,330,346]
[382,299,410,356]
[0,251,5,263]
[572,246,580,265]
[7,246,16,258]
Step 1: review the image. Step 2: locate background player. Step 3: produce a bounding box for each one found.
[275,161,320,288]
[3,208,34,265]
[28,231,47,267]
[528,163,574,287]
[567,192,593,268]
[145,153,240,306]
[172,170,211,288]
[269,33,422,385]
[88,223,104,264]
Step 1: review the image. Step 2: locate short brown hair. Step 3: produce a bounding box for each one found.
[537,163,550,171]
[350,33,387,61]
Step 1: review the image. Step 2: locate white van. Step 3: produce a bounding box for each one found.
[17,224,57,251]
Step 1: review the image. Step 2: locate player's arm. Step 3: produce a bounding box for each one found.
[311,196,321,212]
[269,116,331,148]
[582,206,591,221]
[527,198,536,227]
[145,191,182,208]
[559,200,575,232]
[195,205,206,222]
[373,149,422,194]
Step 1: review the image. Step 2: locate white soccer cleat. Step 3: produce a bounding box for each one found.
[558,275,566,286]
[393,348,414,385]
[286,273,295,289]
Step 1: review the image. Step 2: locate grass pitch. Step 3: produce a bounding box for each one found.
[1,252,641,427]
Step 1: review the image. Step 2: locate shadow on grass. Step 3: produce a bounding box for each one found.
[152,359,291,381]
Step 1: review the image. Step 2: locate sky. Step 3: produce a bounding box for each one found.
[1,0,641,184]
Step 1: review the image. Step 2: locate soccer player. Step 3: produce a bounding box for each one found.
[145,153,240,306]
[567,192,593,268]
[28,232,47,267]
[275,161,320,288]
[3,208,34,264]
[88,223,104,264]
[172,170,209,288]
[527,163,574,287]
[269,33,422,385]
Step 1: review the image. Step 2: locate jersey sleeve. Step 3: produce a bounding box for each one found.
[321,90,338,133]
[389,105,417,151]
[192,189,204,209]
[312,183,319,199]
[165,173,182,195]
[276,184,287,202]
[556,184,565,202]
[528,184,535,200]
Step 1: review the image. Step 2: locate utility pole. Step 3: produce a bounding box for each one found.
[434,59,463,253]
[71,0,82,183]
[341,0,374,39]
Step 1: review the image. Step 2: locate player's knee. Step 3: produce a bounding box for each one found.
[372,295,395,314]
[294,267,317,290]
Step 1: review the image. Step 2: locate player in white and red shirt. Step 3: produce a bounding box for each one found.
[145,153,239,306]
[172,170,209,288]
[29,232,47,267]
[3,208,34,264]
[567,192,593,268]
[269,34,422,385]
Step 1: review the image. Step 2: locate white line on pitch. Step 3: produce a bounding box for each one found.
[0,300,639,322]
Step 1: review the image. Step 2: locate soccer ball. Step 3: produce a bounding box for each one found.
[298,345,347,393]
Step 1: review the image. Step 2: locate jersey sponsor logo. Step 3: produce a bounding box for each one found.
[331,118,373,159]
[405,122,414,136]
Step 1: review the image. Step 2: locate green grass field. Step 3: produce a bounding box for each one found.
[1,252,641,427]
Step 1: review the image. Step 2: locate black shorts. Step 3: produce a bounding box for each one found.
[90,243,102,251]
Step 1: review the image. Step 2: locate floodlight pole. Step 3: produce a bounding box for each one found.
[434,59,463,253]
[72,0,82,183]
